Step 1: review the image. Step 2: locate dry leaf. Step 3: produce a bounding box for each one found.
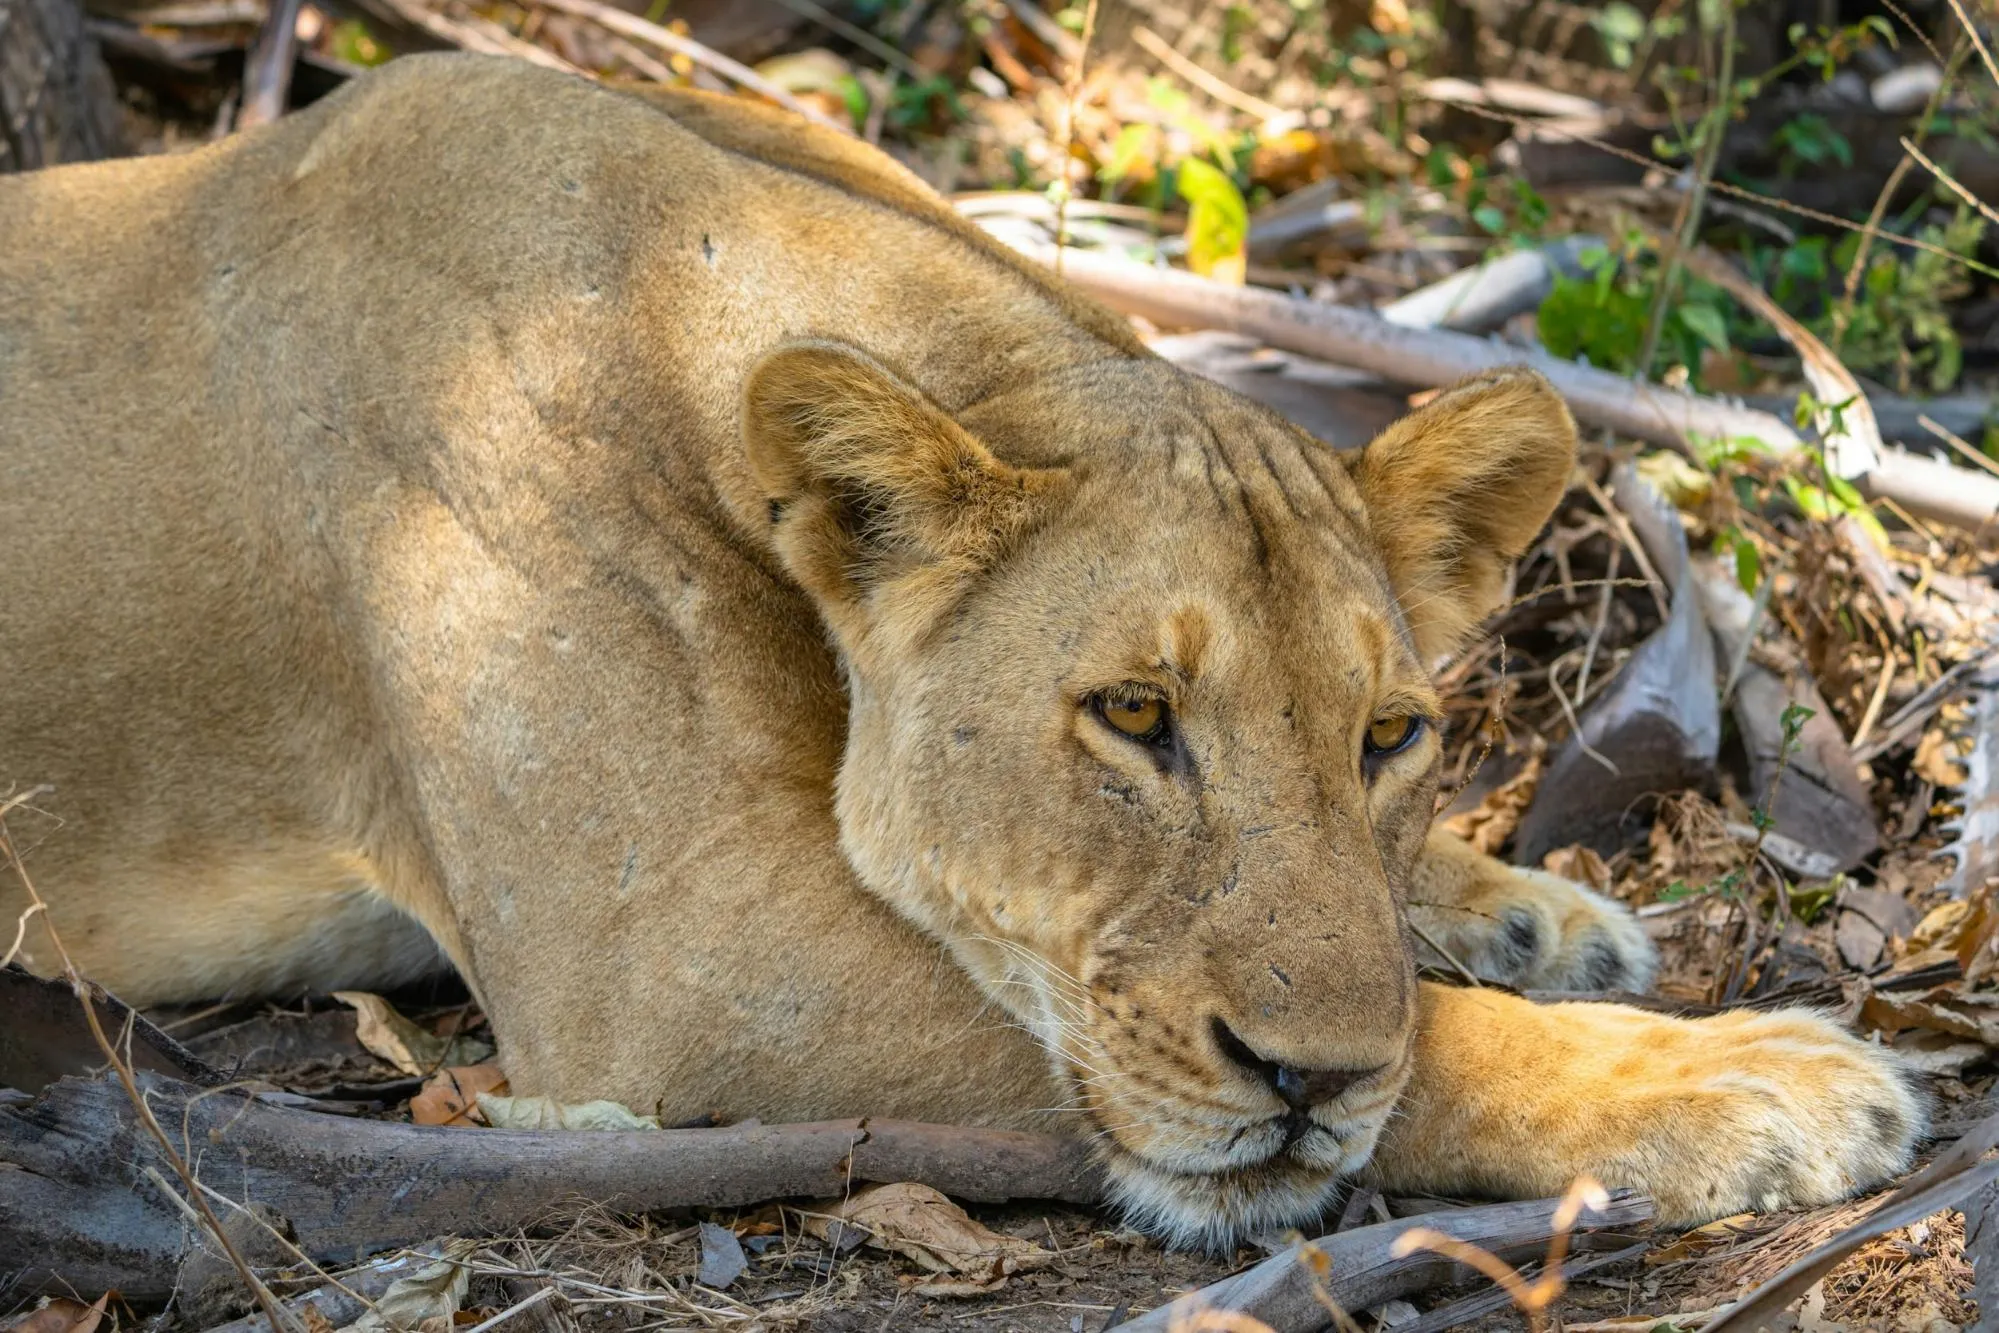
[333,992,492,1077]
[411,1064,510,1127]
[1644,1213,1755,1267]
[340,1242,474,1333]
[2,1294,109,1333]
[1440,752,1544,856]
[1861,985,1999,1046]
[475,1093,660,1131]
[303,1308,336,1333]
[1890,1029,1990,1075]
[1907,901,1970,954]
[1914,728,1969,787]
[801,1182,1052,1281]
[1543,844,1612,892]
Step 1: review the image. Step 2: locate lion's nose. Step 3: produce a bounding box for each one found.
[1212,1018,1384,1110]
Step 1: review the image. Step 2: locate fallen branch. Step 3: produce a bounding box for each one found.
[986,234,1999,532]
[1,1071,1102,1300]
[1379,238,1595,335]
[1111,1191,1654,1332]
[525,0,847,132]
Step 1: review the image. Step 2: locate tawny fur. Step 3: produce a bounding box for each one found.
[0,54,1919,1244]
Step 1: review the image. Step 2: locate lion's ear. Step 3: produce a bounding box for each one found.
[1346,369,1576,662]
[743,339,1064,645]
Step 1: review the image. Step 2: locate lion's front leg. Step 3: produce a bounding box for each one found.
[1363,983,1925,1224]
[1406,825,1657,990]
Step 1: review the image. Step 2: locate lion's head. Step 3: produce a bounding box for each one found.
[743,342,1575,1244]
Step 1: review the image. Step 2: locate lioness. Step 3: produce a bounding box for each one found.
[2,53,1920,1247]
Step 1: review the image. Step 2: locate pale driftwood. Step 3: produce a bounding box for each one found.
[0,0,125,169]
[1111,1192,1655,1332]
[988,236,1999,532]
[1382,236,1601,335]
[0,1071,1102,1300]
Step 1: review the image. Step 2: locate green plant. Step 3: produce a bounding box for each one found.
[1827,207,1985,393]
[1770,112,1853,177]
[884,74,964,133]
[1536,240,1737,387]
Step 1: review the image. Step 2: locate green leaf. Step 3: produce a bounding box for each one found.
[1785,477,1836,521]
[1732,535,1761,594]
[1676,302,1730,352]
[1176,157,1249,281]
[1470,203,1506,235]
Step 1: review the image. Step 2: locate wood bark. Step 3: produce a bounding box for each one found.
[1113,1192,1655,1332]
[0,1071,1103,1300]
[0,0,123,170]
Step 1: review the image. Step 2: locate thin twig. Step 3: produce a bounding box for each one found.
[1636,0,1735,377]
[1900,136,1999,231]
[1581,473,1671,619]
[1575,543,1620,702]
[1131,24,1285,123]
[529,0,847,131]
[1921,413,1999,478]
[765,0,922,78]
[1406,916,1485,989]
[1835,38,1967,347]
[1443,99,1999,278]
[0,809,300,1333]
[1945,0,1999,90]
[1851,654,1898,752]
[370,0,579,71]
[463,1285,557,1333]
[1547,662,1621,777]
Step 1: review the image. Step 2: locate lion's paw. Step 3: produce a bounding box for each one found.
[1411,866,1658,992]
[1612,1007,1926,1225]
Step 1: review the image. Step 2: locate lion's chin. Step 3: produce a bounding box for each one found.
[1097,1126,1383,1252]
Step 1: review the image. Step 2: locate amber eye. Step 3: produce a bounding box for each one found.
[1364,714,1421,757]
[1099,696,1167,742]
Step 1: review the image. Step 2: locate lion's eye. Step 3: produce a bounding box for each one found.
[1099,696,1167,742]
[1364,714,1421,757]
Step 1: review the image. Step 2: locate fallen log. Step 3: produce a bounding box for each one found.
[0,1071,1102,1300]
[988,236,1999,532]
[1111,1191,1654,1332]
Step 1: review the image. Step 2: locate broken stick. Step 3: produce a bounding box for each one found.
[1112,1191,1654,1332]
